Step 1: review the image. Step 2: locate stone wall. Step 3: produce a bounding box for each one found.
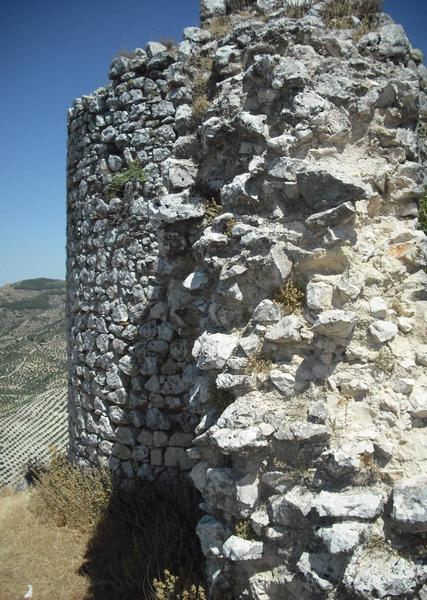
[67,0,427,597]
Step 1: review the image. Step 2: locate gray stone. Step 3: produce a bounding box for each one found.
[297,166,370,210]
[192,332,239,370]
[313,310,357,339]
[222,535,263,561]
[392,475,427,533]
[368,321,398,343]
[313,491,383,519]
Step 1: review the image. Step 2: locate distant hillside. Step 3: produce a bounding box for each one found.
[0,278,68,485]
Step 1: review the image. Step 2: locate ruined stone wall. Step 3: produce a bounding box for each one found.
[67,0,427,597]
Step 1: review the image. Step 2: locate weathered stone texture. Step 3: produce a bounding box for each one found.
[67,0,427,597]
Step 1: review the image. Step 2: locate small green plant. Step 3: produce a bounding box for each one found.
[245,346,272,374]
[275,278,305,314]
[108,160,148,197]
[234,519,256,540]
[418,188,427,235]
[285,0,313,18]
[374,346,395,374]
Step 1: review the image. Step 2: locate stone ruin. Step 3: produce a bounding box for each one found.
[66,0,427,597]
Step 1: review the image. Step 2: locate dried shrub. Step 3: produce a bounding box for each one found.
[204,198,223,225]
[224,216,237,238]
[160,38,178,52]
[245,347,272,374]
[234,519,256,540]
[152,570,206,600]
[108,160,149,198]
[30,450,112,531]
[275,278,305,314]
[192,95,211,123]
[418,188,427,235]
[204,16,233,38]
[374,346,395,374]
[320,0,382,31]
[284,0,313,18]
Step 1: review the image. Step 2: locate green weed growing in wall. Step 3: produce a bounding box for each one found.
[419,188,427,235]
[108,161,149,198]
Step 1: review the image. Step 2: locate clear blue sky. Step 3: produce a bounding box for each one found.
[0,0,425,286]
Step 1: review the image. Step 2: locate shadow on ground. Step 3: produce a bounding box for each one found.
[78,476,205,600]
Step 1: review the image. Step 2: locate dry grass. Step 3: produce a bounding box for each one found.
[0,488,89,600]
[374,346,395,374]
[30,451,112,532]
[203,16,233,38]
[152,571,206,600]
[234,518,256,540]
[188,55,214,123]
[284,0,313,18]
[192,95,211,123]
[320,0,382,32]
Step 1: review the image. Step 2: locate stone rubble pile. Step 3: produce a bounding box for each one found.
[67,0,427,597]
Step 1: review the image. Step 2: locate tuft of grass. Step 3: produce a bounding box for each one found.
[275,278,305,315]
[284,0,313,18]
[320,0,382,32]
[108,160,148,198]
[418,188,427,235]
[234,519,256,540]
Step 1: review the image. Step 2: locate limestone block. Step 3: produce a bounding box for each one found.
[183,270,209,291]
[343,546,419,599]
[313,310,357,338]
[222,536,263,561]
[316,522,365,554]
[270,486,314,526]
[313,491,383,519]
[297,166,370,210]
[150,448,163,466]
[370,297,388,319]
[211,426,269,453]
[392,475,427,532]
[368,321,398,343]
[265,315,304,343]
[192,332,239,370]
[196,515,230,557]
[269,370,295,396]
[306,281,333,312]
[200,0,227,20]
[132,445,149,461]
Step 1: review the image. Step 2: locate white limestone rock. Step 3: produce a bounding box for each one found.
[370,297,388,319]
[343,546,419,599]
[313,310,357,338]
[269,370,296,396]
[222,535,263,561]
[252,299,282,323]
[192,332,239,370]
[368,321,398,343]
[265,315,304,343]
[313,491,383,519]
[392,475,427,532]
[210,426,269,453]
[306,281,333,312]
[182,269,209,291]
[408,390,427,419]
[316,522,366,554]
